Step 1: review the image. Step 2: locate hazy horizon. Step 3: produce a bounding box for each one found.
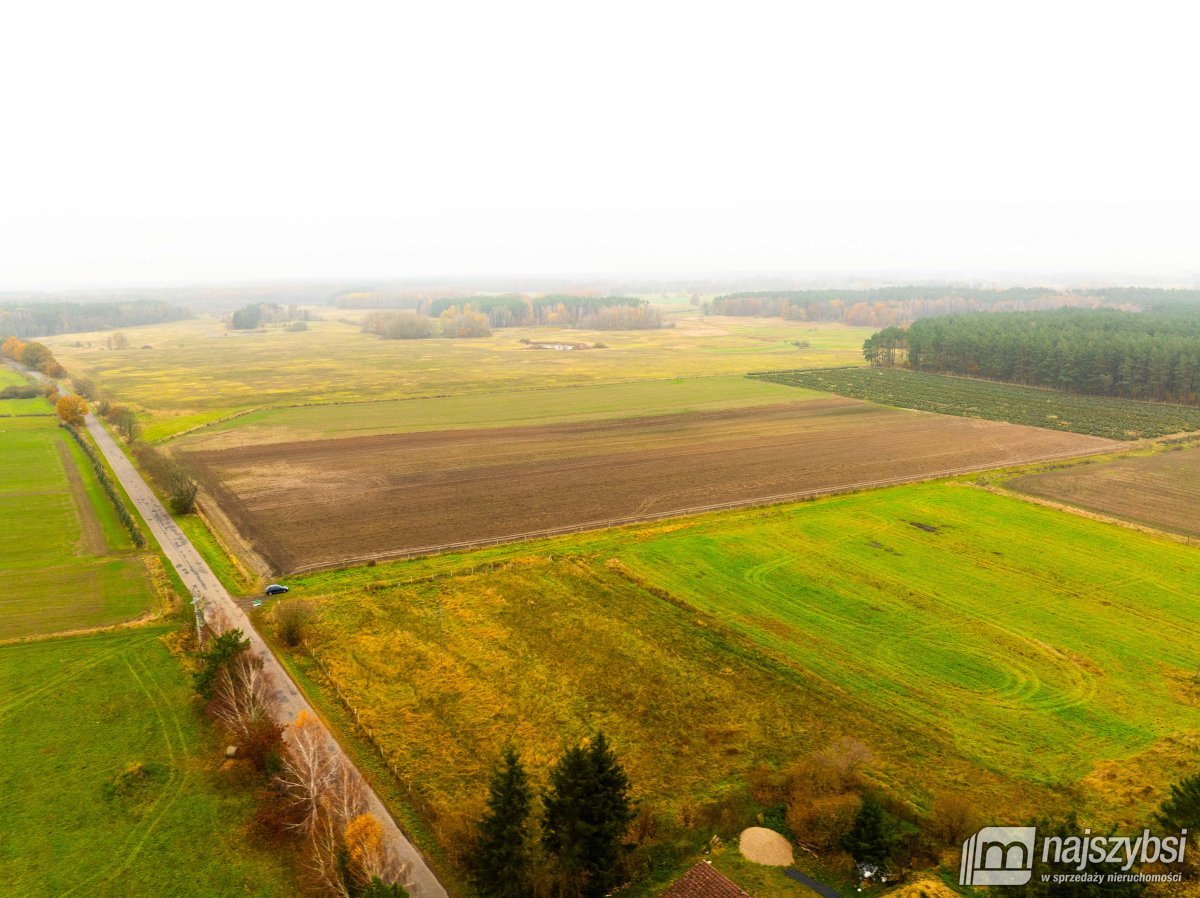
[3,0,1198,291]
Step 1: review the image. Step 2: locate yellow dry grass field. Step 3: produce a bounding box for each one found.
[42,313,873,441]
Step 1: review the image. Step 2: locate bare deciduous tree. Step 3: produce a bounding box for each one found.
[278,711,342,834]
[209,651,283,769]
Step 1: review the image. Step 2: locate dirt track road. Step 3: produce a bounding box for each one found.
[5,361,447,898]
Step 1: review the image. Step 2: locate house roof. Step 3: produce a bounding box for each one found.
[661,861,750,898]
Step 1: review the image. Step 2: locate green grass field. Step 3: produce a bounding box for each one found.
[42,315,871,441]
[756,367,1200,439]
[0,416,158,640]
[0,366,52,415]
[276,480,1200,858]
[0,627,298,897]
[184,375,827,447]
[0,367,31,388]
[0,397,54,415]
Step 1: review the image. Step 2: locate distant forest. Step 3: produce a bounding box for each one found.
[228,302,312,330]
[864,307,1200,405]
[0,300,191,340]
[707,286,1200,328]
[426,295,663,330]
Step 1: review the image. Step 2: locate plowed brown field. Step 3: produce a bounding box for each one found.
[1009,446,1200,539]
[186,398,1116,573]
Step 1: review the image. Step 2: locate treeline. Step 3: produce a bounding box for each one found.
[361,309,490,340]
[703,286,1200,328]
[363,299,664,341]
[0,300,190,340]
[229,303,312,330]
[1,336,67,377]
[132,440,198,514]
[0,383,41,400]
[865,308,1200,404]
[59,423,146,547]
[194,630,410,897]
[426,295,664,330]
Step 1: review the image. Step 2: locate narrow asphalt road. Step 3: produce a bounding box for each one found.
[10,360,448,898]
[784,867,843,898]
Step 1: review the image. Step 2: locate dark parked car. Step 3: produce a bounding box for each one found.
[265,584,289,596]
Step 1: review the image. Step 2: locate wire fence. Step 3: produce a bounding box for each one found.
[303,643,439,824]
[286,443,1116,576]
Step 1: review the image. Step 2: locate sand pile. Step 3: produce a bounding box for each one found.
[738,827,794,866]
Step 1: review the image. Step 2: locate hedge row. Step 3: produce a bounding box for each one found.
[60,423,146,547]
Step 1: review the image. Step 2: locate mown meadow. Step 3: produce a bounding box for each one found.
[0,627,298,897]
[0,414,159,640]
[184,375,825,448]
[0,365,53,415]
[271,480,1200,887]
[42,314,871,441]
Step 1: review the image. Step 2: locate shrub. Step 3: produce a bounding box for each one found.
[273,600,314,648]
[59,424,145,546]
[72,377,99,400]
[0,384,39,399]
[748,763,789,805]
[252,779,304,844]
[106,404,141,442]
[363,311,437,340]
[929,791,978,846]
[134,443,198,513]
[761,804,792,839]
[788,792,861,851]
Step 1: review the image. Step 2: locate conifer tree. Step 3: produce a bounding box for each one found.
[842,792,893,865]
[473,747,533,898]
[1157,771,1200,833]
[542,732,634,898]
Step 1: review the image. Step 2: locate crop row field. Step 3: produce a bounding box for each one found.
[1008,445,1200,540]
[272,481,1200,873]
[754,367,1200,440]
[0,626,297,896]
[41,315,873,441]
[185,398,1115,573]
[0,415,159,641]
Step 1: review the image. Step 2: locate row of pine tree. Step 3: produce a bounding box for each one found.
[864,308,1200,404]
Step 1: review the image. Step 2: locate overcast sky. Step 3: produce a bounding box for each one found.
[1,1,1198,289]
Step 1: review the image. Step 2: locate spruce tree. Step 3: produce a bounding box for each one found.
[842,792,892,865]
[1157,771,1200,832]
[542,732,634,898]
[473,747,533,898]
